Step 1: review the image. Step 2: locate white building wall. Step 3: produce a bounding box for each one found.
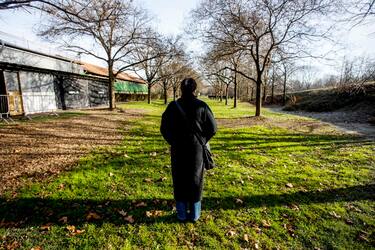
[18,72,57,114]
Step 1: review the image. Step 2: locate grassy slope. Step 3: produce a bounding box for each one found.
[0,99,374,249]
[282,83,375,112]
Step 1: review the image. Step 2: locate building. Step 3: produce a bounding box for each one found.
[0,31,146,120]
[79,62,148,102]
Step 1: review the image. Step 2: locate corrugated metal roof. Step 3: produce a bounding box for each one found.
[79,62,146,84]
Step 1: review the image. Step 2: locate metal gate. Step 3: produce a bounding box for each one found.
[0,94,14,123]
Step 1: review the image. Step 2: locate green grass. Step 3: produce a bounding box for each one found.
[1,99,374,249]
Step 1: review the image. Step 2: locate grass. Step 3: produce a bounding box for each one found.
[1,98,374,249]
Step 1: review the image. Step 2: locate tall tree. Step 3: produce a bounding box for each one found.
[38,0,153,110]
[191,0,334,116]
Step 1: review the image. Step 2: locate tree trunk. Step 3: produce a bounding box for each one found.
[225,84,229,106]
[163,84,168,105]
[255,80,262,117]
[262,84,267,105]
[233,72,237,108]
[219,84,223,102]
[271,79,275,104]
[246,84,249,101]
[283,73,287,106]
[108,65,115,110]
[147,84,151,104]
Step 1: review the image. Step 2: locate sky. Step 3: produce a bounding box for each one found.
[0,0,375,79]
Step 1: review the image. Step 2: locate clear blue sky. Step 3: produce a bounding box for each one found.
[0,0,375,78]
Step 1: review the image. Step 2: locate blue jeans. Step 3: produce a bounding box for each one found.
[176,201,201,222]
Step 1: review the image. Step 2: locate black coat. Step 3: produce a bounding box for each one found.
[160,96,217,202]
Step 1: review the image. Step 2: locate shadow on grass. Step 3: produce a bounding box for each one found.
[1,184,373,227]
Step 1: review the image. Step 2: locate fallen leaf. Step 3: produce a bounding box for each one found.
[345,219,354,225]
[31,246,43,250]
[158,177,167,182]
[145,210,163,218]
[66,225,76,233]
[118,210,127,217]
[281,213,290,219]
[261,220,271,228]
[357,232,369,242]
[74,229,85,235]
[6,241,20,250]
[109,172,114,177]
[236,198,244,204]
[254,226,262,234]
[288,204,300,211]
[143,178,153,183]
[329,211,341,219]
[124,215,135,223]
[66,225,85,236]
[40,223,53,231]
[346,204,362,213]
[58,216,68,224]
[254,242,259,249]
[283,224,296,237]
[243,234,249,242]
[135,202,147,208]
[226,230,237,236]
[286,183,294,188]
[205,214,214,221]
[86,212,101,220]
[58,183,65,190]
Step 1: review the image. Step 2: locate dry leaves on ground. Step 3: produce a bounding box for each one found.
[0,110,138,195]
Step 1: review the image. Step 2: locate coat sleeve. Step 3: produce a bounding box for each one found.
[203,105,217,142]
[160,103,174,145]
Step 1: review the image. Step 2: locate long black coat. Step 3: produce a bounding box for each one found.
[160,96,217,202]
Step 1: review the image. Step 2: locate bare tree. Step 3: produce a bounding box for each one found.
[132,35,182,104]
[191,0,334,116]
[1,0,59,10]
[276,59,297,105]
[345,0,375,24]
[37,0,153,110]
[0,0,100,24]
[157,59,201,104]
[158,58,190,104]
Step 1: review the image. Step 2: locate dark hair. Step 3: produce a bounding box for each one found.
[180,78,197,96]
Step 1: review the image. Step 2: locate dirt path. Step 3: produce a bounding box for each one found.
[0,109,142,196]
[268,107,375,138]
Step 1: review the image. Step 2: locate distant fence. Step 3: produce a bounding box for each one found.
[22,93,58,115]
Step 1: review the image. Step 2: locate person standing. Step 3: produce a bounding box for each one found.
[160,78,217,222]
